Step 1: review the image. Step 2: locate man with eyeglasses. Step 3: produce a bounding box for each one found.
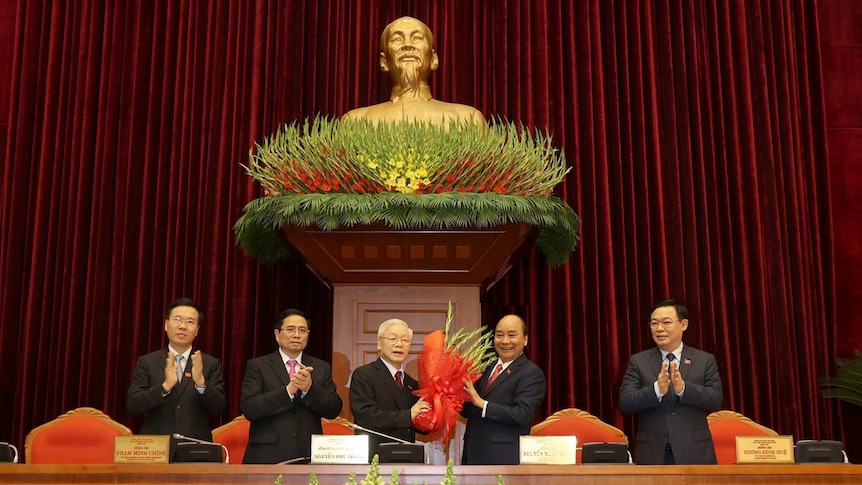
[349,319,431,460]
[240,308,342,464]
[619,299,723,464]
[127,297,227,454]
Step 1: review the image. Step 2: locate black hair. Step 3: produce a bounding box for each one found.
[275,308,309,329]
[165,297,204,325]
[650,299,688,320]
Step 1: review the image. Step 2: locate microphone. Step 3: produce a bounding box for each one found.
[348,423,428,464]
[347,423,413,445]
[278,456,311,464]
[171,433,230,464]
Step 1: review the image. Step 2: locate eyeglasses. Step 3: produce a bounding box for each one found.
[278,326,309,335]
[170,317,199,327]
[649,320,679,329]
[380,336,411,346]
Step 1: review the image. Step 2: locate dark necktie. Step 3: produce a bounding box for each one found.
[394,370,403,389]
[666,353,677,402]
[484,363,504,391]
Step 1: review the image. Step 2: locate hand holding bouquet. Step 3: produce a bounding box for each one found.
[411,302,496,444]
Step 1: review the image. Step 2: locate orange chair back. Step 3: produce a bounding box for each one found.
[322,417,355,435]
[707,410,778,464]
[531,408,628,463]
[25,407,131,464]
[212,415,250,464]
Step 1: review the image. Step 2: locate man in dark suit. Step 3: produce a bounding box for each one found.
[349,318,431,459]
[240,309,342,464]
[461,314,547,465]
[127,298,227,450]
[619,299,723,464]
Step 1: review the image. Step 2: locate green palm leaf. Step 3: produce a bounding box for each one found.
[819,350,862,407]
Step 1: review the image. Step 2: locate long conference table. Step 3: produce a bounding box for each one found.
[1,463,861,485]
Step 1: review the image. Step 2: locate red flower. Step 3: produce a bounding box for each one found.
[412,331,486,445]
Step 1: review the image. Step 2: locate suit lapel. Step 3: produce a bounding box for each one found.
[648,347,663,378]
[269,351,290,386]
[376,359,408,407]
[483,354,524,396]
[177,352,190,397]
[680,345,695,381]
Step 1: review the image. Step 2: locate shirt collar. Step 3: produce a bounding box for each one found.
[380,357,403,378]
[279,348,303,365]
[168,345,192,360]
[660,343,684,362]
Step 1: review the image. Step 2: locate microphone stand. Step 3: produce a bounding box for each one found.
[348,423,429,464]
[172,433,230,464]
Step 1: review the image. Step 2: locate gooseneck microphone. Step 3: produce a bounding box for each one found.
[171,433,230,464]
[347,423,414,444]
[348,423,428,464]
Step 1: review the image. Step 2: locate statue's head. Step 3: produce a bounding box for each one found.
[379,17,440,88]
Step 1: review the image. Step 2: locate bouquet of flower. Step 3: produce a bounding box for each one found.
[412,302,497,445]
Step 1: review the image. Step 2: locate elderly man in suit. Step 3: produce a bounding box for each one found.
[619,299,723,464]
[127,298,227,455]
[240,309,343,464]
[349,318,431,459]
[461,314,547,465]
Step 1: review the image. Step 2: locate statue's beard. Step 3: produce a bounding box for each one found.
[398,62,422,96]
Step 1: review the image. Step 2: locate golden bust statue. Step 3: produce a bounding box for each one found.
[342,16,486,126]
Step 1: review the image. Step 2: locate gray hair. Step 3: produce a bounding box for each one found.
[377,318,413,338]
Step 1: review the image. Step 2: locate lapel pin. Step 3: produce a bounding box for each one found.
[506,369,511,375]
[683,359,692,365]
[184,372,192,378]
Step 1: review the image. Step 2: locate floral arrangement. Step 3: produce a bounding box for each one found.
[234,116,580,267]
[412,302,496,445]
[272,454,505,485]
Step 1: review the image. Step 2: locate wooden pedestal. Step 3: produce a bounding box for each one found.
[280,222,538,464]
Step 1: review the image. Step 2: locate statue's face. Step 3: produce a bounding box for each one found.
[380,17,438,80]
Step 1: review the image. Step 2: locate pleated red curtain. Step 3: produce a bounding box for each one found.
[0,0,845,459]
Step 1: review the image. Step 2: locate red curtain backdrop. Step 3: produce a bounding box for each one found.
[1,0,857,461]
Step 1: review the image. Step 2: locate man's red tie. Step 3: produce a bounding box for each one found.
[395,370,403,389]
[484,363,504,391]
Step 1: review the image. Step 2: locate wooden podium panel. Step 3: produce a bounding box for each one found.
[281,223,536,287]
[280,222,534,465]
[331,286,480,464]
[1,464,862,485]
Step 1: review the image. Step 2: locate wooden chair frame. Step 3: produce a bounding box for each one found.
[24,407,131,463]
[531,408,628,445]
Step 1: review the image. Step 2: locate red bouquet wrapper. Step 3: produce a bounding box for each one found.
[411,330,484,444]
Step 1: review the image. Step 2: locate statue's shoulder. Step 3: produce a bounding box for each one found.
[433,100,486,124]
[342,102,392,122]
